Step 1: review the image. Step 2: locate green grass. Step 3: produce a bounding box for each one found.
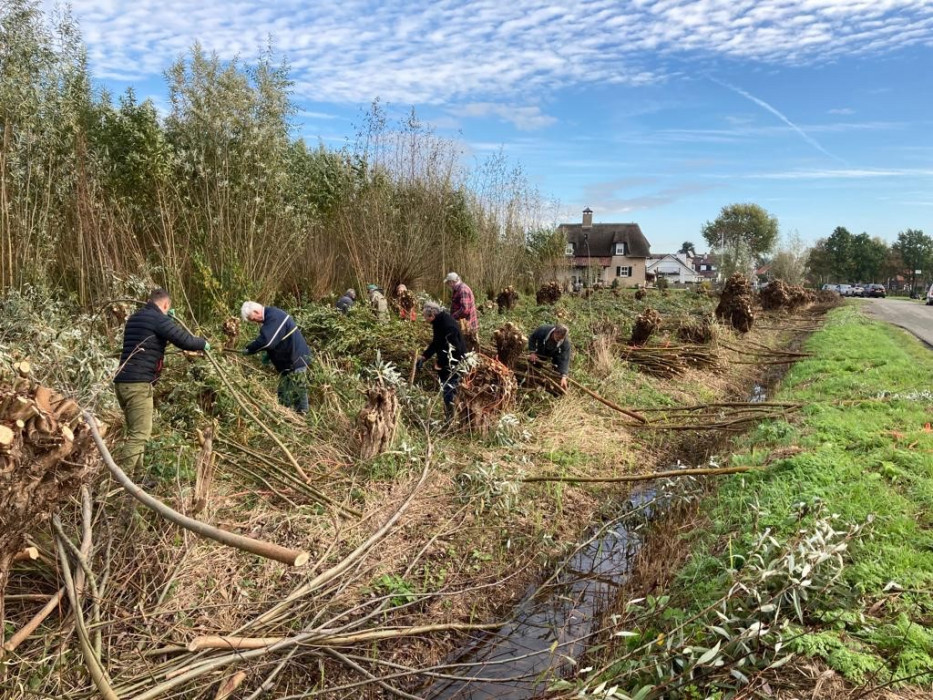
[676,306,933,686]
[586,306,933,696]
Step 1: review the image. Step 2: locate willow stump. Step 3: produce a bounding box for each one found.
[355,383,400,460]
[0,378,96,646]
[715,273,755,333]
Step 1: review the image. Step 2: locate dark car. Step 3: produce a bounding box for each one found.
[865,284,886,298]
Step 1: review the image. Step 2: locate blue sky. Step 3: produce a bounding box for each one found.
[60,0,933,254]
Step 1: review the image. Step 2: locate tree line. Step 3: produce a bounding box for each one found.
[695,204,930,290]
[0,1,564,322]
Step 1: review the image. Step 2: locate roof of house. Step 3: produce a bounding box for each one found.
[559,223,651,258]
[647,254,698,275]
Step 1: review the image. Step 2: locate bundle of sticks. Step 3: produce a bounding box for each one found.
[621,345,721,378]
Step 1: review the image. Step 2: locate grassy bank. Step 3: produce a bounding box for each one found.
[576,305,933,698]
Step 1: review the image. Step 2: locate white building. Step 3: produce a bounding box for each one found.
[646,253,701,284]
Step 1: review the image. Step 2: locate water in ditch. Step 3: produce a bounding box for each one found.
[424,487,662,699]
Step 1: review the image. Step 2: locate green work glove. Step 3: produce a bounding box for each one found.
[167,308,176,318]
[203,341,212,352]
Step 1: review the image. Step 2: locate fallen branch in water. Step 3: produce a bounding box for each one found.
[522,465,757,484]
[83,411,310,567]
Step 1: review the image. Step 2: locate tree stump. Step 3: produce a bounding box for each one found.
[630,308,662,346]
[222,317,241,349]
[458,356,517,435]
[536,281,562,305]
[715,273,755,333]
[496,286,519,313]
[493,323,526,369]
[355,383,399,460]
[0,380,98,646]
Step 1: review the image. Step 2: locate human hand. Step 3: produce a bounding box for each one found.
[167,308,176,318]
[203,341,211,352]
[528,352,539,363]
[560,376,568,390]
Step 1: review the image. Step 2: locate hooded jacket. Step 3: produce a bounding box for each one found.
[244,306,312,373]
[115,302,206,383]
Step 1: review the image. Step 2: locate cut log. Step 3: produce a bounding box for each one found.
[34,386,53,414]
[7,396,38,422]
[0,424,14,449]
[13,360,31,377]
[12,547,39,563]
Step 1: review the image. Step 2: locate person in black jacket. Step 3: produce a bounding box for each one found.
[240,301,313,413]
[417,301,467,422]
[335,289,356,314]
[114,288,209,476]
[528,324,571,389]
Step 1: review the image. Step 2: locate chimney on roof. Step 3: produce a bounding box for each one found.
[582,207,593,229]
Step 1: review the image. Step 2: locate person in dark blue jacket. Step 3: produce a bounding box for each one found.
[335,289,356,314]
[240,301,312,413]
[528,324,571,389]
[114,288,209,476]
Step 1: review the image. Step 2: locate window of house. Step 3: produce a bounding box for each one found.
[614,242,628,256]
[616,266,632,277]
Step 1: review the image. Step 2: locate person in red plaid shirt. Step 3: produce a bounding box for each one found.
[444,272,478,331]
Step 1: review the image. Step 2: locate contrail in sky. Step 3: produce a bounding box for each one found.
[710,77,848,165]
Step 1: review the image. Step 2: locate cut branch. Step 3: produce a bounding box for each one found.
[83,412,309,567]
[522,465,757,484]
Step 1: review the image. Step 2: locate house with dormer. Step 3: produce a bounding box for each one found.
[557,208,651,286]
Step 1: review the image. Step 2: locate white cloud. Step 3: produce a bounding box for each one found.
[57,0,933,106]
[458,103,556,130]
[828,107,855,115]
[748,168,933,179]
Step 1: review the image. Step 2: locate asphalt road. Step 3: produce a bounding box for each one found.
[860,297,933,348]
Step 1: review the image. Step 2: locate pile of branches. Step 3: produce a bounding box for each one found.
[760,280,816,311]
[634,400,801,431]
[621,345,721,378]
[715,273,755,333]
[495,286,519,313]
[677,315,717,344]
[493,322,526,369]
[630,307,662,346]
[458,356,517,434]
[355,381,400,459]
[0,363,97,644]
[536,281,562,305]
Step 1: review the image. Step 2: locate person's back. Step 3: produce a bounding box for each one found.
[116,301,205,384]
[368,286,389,322]
[245,306,311,373]
[336,289,356,314]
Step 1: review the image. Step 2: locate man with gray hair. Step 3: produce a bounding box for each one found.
[528,323,572,390]
[417,301,467,423]
[444,272,478,332]
[240,301,312,413]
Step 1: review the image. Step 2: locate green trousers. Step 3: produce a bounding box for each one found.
[114,382,154,476]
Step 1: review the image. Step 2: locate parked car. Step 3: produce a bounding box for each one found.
[927,283,933,305]
[865,284,886,298]
[837,284,853,296]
